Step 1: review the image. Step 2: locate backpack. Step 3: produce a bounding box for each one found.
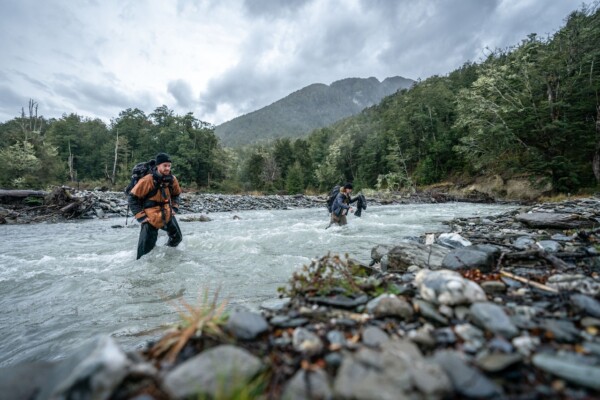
[326,185,341,213]
[124,159,156,195]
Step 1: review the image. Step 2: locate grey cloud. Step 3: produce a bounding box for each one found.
[168,79,195,108]
[243,0,313,18]
[0,85,28,119]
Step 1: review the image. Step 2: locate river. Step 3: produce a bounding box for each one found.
[0,202,515,367]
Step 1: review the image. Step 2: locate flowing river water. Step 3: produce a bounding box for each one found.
[0,202,516,367]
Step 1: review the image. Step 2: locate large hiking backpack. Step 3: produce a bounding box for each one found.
[326,185,341,213]
[124,159,156,195]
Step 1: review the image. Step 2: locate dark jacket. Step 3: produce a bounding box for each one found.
[128,171,181,229]
[332,191,356,216]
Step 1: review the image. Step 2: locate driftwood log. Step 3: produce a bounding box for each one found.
[0,187,94,221]
[0,189,47,198]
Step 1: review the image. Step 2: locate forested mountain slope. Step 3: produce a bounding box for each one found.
[214,76,414,147]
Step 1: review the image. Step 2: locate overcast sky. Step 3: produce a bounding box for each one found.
[0,0,591,126]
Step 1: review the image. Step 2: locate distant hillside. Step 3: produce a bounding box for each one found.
[214,76,414,147]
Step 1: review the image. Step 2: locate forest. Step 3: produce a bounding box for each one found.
[0,4,598,195]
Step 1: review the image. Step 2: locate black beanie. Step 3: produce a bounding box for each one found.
[155,152,172,165]
[343,183,353,190]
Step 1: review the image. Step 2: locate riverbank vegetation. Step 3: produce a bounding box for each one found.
[1,4,598,198]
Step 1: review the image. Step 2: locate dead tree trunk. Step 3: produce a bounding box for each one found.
[111,129,119,185]
[593,105,600,183]
[68,140,75,182]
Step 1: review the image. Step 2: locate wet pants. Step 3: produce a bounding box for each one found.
[137,217,182,259]
[330,210,348,226]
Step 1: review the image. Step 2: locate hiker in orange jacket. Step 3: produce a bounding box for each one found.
[128,152,183,259]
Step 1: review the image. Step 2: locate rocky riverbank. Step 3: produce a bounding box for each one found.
[0,186,498,224]
[1,196,599,399]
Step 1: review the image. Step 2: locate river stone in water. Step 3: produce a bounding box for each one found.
[282,368,333,400]
[225,310,269,340]
[415,269,487,306]
[386,242,451,271]
[163,345,263,399]
[532,352,600,390]
[469,302,519,338]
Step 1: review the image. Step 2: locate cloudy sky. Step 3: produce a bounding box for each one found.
[0,0,591,126]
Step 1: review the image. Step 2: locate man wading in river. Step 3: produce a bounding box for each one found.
[329,183,355,226]
[128,152,183,259]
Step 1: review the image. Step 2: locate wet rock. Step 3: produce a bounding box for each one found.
[326,330,346,350]
[226,310,269,340]
[433,350,503,398]
[480,280,506,294]
[260,297,290,312]
[532,351,600,391]
[0,361,56,400]
[163,345,263,399]
[469,302,519,338]
[571,294,600,318]
[436,232,472,248]
[365,294,414,319]
[371,244,391,263]
[386,242,451,271]
[516,212,596,229]
[511,335,540,356]
[537,240,561,252]
[309,294,369,309]
[454,323,485,353]
[540,318,580,343]
[441,247,495,272]
[413,299,449,325]
[513,236,536,250]
[415,269,487,306]
[362,326,390,347]
[546,274,600,296]
[293,327,324,356]
[37,335,131,400]
[270,315,309,328]
[282,368,333,400]
[334,340,451,399]
[475,350,523,372]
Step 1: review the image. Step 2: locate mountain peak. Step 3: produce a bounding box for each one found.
[214,76,414,147]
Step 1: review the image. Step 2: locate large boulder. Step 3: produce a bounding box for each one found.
[386,242,451,271]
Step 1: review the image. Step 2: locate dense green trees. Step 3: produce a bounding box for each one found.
[0,104,228,190]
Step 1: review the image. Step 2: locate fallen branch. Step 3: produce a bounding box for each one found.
[503,249,572,270]
[499,269,559,294]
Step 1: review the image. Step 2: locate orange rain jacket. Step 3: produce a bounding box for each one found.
[130,174,182,229]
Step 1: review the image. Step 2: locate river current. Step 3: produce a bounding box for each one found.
[0,202,515,367]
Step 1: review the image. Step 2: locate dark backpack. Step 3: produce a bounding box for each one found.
[326,185,341,213]
[124,159,156,195]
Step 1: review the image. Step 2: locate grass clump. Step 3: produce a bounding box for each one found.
[278,253,365,298]
[149,288,229,364]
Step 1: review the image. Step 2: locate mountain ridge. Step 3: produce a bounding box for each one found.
[214,76,414,147]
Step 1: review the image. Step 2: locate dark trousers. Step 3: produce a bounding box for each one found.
[330,210,348,226]
[136,217,182,259]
